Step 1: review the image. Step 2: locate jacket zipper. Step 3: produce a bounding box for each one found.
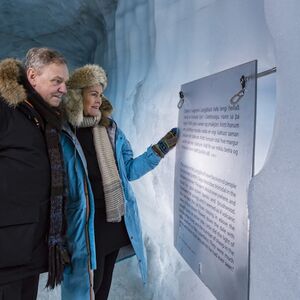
[84,179,94,300]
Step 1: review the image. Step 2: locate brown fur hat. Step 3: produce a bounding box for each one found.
[64,64,113,127]
[0,58,27,107]
[67,64,107,90]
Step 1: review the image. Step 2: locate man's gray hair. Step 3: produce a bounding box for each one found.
[24,47,67,73]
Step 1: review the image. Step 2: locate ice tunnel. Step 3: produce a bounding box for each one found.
[1,0,300,299]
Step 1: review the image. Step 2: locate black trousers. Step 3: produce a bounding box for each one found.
[0,275,39,300]
[94,250,119,300]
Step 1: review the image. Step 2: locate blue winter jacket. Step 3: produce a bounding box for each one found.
[60,121,161,300]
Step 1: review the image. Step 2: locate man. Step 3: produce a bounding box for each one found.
[0,48,69,300]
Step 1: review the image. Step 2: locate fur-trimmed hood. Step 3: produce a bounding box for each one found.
[0,58,27,107]
[63,64,113,127]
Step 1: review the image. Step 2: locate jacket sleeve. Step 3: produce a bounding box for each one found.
[0,101,12,141]
[120,130,162,181]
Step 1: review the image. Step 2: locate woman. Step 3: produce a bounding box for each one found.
[60,64,178,300]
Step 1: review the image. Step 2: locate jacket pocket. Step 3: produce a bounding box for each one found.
[0,221,37,268]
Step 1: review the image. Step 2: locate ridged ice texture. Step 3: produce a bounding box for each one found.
[0,0,118,74]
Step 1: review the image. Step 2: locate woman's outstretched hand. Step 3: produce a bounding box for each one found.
[152,128,179,158]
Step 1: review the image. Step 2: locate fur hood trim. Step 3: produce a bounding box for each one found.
[0,59,27,107]
[67,64,107,90]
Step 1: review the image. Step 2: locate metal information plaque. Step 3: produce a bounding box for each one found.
[174,61,257,300]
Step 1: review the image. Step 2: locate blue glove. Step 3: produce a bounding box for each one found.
[152,128,179,158]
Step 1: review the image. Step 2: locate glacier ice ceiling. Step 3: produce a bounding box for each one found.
[1,0,300,299]
[0,0,117,71]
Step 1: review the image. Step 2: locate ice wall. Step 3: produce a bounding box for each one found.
[248,1,300,299]
[108,0,278,299]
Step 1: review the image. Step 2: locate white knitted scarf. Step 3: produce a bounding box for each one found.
[80,114,125,222]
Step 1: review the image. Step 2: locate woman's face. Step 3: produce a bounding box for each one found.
[82,84,103,117]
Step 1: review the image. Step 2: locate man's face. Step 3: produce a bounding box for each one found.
[27,63,69,107]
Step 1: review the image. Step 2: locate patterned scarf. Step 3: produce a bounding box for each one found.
[20,74,69,289]
[44,124,70,288]
[79,115,125,222]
